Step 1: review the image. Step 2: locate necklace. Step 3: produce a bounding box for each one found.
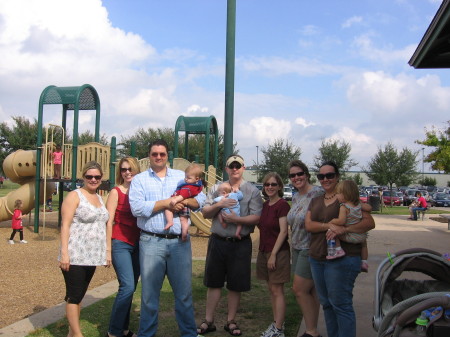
[324,193,336,200]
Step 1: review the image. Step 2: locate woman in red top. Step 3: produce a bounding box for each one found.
[106,157,141,337]
[256,172,291,337]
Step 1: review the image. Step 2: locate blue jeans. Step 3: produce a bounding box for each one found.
[309,256,361,337]
[412,207,427,220]
[109,239,140,336]
[138,233,196,337]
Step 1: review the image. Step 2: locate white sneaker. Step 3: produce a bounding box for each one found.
[8,240,14,244]
[271,329,285,337]
[20,240,27,244]
[260,322,276,337]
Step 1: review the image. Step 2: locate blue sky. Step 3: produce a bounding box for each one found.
[0,0,448,171]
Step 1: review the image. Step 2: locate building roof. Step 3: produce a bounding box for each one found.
[409,0,450,68]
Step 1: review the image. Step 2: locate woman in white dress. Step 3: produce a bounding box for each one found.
[59,161,110,337]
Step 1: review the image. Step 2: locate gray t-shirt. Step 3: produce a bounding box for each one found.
[205,180,263,237]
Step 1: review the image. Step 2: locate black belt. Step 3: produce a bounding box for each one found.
[212,233,250,243]
[141,230,181,239]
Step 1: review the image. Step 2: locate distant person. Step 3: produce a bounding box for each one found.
[257,172,290,337]
[46,195,53,212]
[58,161,110,337]
[328,180,372,272]
[106,157,141,337]
[164,163,204,241]
[0,176,4,188]
[52,145,63,179]
[213,181,244,239]
[410,191,428,221]
[9,199,27,244]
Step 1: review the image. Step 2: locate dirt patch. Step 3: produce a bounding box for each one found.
[0,212,259,329]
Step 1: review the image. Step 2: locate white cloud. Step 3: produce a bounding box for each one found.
[342,16,363,28]
[237,117,291,144]
[295,117,316,128]
[298,25,320,36]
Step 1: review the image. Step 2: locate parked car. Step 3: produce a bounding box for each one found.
[396,192,404,205]
[430,193,450,207]
[382,190,401,206]
[359,192,368,203]
[63,181,83,191]
[283,186,293,201]
[403,189,419,206]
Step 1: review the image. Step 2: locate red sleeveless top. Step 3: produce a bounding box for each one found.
[111,187,140,246]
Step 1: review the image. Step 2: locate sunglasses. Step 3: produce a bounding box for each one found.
[289,171,305,179]
[85,175,102,181]
[151,152,167,158]
[228,163,242,170]
[264,183,278,187]
[316,172,336,181]
[120,167,132,173]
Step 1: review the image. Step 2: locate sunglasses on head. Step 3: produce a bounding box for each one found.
[151,152,167,158]
[289,171,305,179]
[264,182,278,187]
[120,167,132,173]
[228,162,242,170]
[316,172,336,180]
[85,175,102,181]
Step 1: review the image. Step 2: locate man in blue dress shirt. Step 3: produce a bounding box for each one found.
[129,139,206,337]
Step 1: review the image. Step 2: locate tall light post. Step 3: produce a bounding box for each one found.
[422,147,425,183]
[256,145,259,182]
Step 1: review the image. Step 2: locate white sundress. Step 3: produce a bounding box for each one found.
[59,189,109,266]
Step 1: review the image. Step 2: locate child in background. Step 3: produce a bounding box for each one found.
[328,180,371,272]
[164,163,204,241]
[46,195,53,212]
[52,145,63,179]
[9,199,27,244]
[213,182,244,238]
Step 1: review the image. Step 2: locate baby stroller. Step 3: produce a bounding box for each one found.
[372,248,450,337]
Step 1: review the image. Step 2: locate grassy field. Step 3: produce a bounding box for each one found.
[27,260,302,337]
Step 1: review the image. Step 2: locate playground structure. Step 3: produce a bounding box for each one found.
[0,150,55,222]
[3,84,221,235]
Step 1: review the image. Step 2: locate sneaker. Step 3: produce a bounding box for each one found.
[361,261,369,273]
[20,240,28,244]
[8,240,14,244]
[260,322,276,337]
[271,328,285,337]
[326,249,346,260]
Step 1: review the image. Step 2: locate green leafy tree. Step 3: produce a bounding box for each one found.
[314,139,358,178]
[365,142,419,205]
[417,176,437,186]
[0,116,39,174]
[416,121,450,173]
[349,172,363,186]
[259,138,301,183]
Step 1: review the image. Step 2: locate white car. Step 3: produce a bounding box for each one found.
[283,186,293,201]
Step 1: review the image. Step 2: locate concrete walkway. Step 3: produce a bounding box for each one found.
[1,213,449,337]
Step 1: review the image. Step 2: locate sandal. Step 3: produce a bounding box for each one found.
[197,320,216,334]
[224,320,242,336]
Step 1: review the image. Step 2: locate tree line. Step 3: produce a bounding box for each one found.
[1,116,448,188]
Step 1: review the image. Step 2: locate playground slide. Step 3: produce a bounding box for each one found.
[190,211,212,234]
[0,150,55,222]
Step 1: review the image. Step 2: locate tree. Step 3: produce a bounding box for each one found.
[416,121,450,173]
[350,172,363,186]
[314,139,358,178]
[365,142,419,204]
[259,138,301,183]
[0,116,39,174]
[417,176,437,186]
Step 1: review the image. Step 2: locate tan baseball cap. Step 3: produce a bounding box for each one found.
[225,155,244,167]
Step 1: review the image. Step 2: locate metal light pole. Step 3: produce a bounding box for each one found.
[422,147,425,183]
[256,145,259,182]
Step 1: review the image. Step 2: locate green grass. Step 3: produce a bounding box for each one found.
[372,206,450,215]
[27,261,302,337]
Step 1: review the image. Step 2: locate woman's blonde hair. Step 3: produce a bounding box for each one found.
[262,172,284,198]
[336,180,360,205]
[81,161,103,178]
[14,199,23,209]
[116,157,140,185]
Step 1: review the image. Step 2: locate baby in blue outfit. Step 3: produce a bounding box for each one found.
[214,182,244,238]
